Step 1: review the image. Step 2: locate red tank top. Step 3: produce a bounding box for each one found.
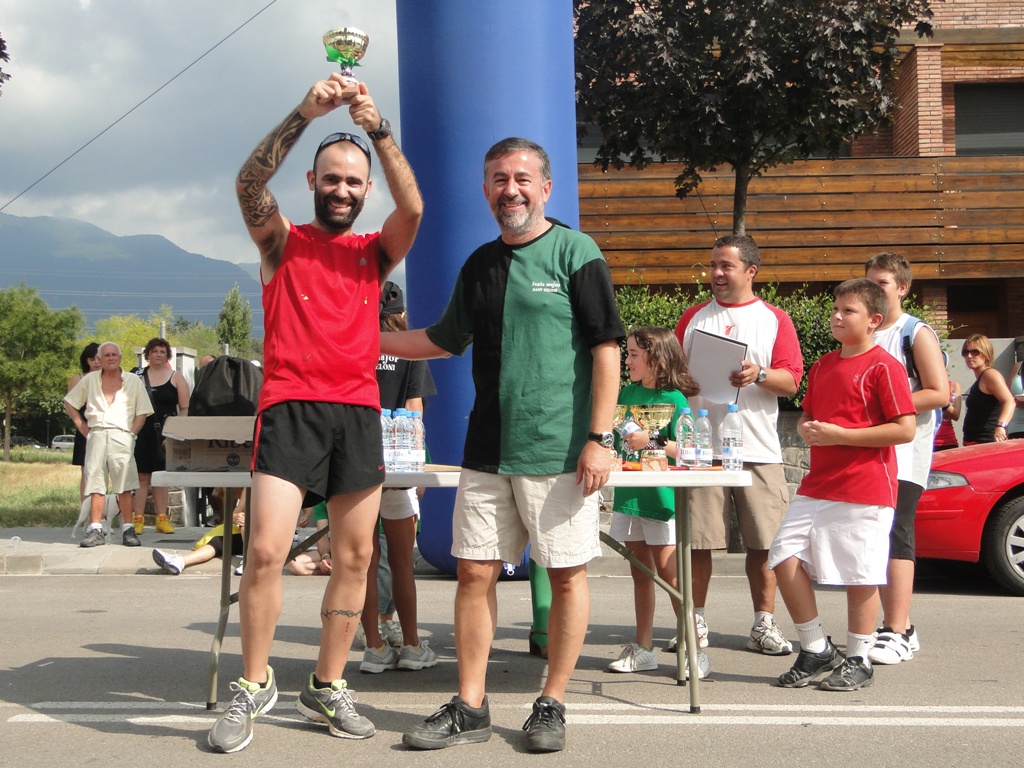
[259,223,382,413]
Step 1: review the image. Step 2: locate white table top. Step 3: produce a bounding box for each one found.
[152,466,751,490]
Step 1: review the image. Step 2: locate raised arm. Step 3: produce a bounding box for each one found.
[346,85,423,280]
[236,73,358,280]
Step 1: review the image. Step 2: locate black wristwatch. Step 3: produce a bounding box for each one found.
[756,366,768,384]
[367,117,392,141]
[650,430,668,447]
[588,431,615,449]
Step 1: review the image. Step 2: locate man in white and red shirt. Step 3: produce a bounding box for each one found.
[674,235,804,661]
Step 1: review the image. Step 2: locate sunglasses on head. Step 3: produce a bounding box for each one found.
[314,132,372,168]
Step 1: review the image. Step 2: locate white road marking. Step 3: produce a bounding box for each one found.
[7,701,1024,729]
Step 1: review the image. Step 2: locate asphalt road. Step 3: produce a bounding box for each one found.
[1,558,1021,767]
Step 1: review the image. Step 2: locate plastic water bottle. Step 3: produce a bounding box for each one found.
[391,409,415,472]
[695,409,713,468]
[675,407,697,467]
[380,409,394,472]
[411,411,426,471]
[721,403,744,471]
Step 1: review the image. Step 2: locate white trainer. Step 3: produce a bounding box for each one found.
[747,615,794,656]
[607,642,658,673]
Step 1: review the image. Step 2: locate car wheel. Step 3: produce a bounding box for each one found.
[981,495,1024,597]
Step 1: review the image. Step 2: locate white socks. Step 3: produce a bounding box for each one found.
[795,617,827,653]
[846,632,874,664]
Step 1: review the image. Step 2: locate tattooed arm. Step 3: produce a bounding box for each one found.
[236,73,354,282]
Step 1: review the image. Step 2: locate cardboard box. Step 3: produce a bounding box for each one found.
[162,416,255,472]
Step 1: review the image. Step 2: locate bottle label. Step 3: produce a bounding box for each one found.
[678,446,697,463]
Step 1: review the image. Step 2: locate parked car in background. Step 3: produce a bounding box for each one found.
[10,436,45,448]
[917,440,1024,596]
[50,434,76,451]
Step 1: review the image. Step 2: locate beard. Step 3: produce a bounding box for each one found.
[492,196,543,239]
[314,190,365,232]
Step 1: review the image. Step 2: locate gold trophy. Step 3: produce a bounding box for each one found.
[630,404,676,471]
[323,27,369,100]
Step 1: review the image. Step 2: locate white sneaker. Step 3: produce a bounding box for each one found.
[233,559,244,576]
[868,627,914,665]
[607,643,658,673]
[747,615,793,656]
[360,643,400,674]
[152,549,184,575]
[685,650,711,680]
[379,619,403,648]
[666,613,709,653]
[907,624,921,653]
[397,640,438,670]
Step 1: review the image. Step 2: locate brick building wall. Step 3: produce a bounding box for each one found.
[931,0,1024,27]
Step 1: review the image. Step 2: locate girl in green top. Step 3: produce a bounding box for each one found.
[608,326,690,674]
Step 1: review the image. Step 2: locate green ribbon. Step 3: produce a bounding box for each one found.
[325,45,363,69]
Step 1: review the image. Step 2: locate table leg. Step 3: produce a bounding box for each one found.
[675,487,700,712]
[207,488,238,710]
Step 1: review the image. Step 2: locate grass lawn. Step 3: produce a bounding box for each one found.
[0,451,80,527]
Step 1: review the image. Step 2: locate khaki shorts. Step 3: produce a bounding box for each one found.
[451,469,602,569]
[688,462,789,551]
[83,428,139,496]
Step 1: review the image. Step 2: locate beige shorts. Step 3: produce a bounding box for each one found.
[688,462,789,551]
[451,469,602,569]
[380,487,419,521]
[767,495,894,586]
[83,428,140,496]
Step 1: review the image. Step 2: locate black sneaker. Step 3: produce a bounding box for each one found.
[79,528,105,548]
[777,637,843,688]
[819,656,874,691]
[402,696,492,750]
[522,696,566,753]
[122,528,141,547]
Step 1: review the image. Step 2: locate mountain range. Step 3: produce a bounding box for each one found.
[0,212,264,336]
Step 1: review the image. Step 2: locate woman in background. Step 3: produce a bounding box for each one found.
[133,338,190,534]
[961,334,1014,445]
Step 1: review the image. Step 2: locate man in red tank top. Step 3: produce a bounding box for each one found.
[207,72,422,754]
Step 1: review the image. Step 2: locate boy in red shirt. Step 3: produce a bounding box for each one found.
[768,278,916,691]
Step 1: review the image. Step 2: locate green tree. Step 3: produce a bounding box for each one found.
[0,32,11,97]
[576,0,934,233]
[217,283,253,357]
[0,285,82,459]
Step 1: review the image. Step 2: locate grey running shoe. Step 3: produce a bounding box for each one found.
[397,640,438,671]
[402,696,492,750]
[296,676,375,739]
[777,637,843,688]
[207,668,278,753]
[666,613,709,653]
[360,643,400,674]
[684,650,711,680]
[152,549,184,575]
[79,528,105,548]
[122,528,141,547]
[379,619,404,647]
[608,642,658,673]
[522,696,566,753]
[820,656,875,691]
[747,615,794,656]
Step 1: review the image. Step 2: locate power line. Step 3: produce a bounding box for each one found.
[0,0,282,212]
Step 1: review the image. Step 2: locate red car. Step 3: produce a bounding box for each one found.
[917,441,1024,596]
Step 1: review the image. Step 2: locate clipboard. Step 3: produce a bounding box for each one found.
[690,329,748,404]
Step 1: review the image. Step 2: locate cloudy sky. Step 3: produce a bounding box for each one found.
[0,0,402,267]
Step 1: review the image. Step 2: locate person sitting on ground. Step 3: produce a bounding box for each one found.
[769,279,915,692]
[153,493,245,575]
[288,503,332,576]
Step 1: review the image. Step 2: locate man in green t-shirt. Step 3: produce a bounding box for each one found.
[382,137,624,754]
